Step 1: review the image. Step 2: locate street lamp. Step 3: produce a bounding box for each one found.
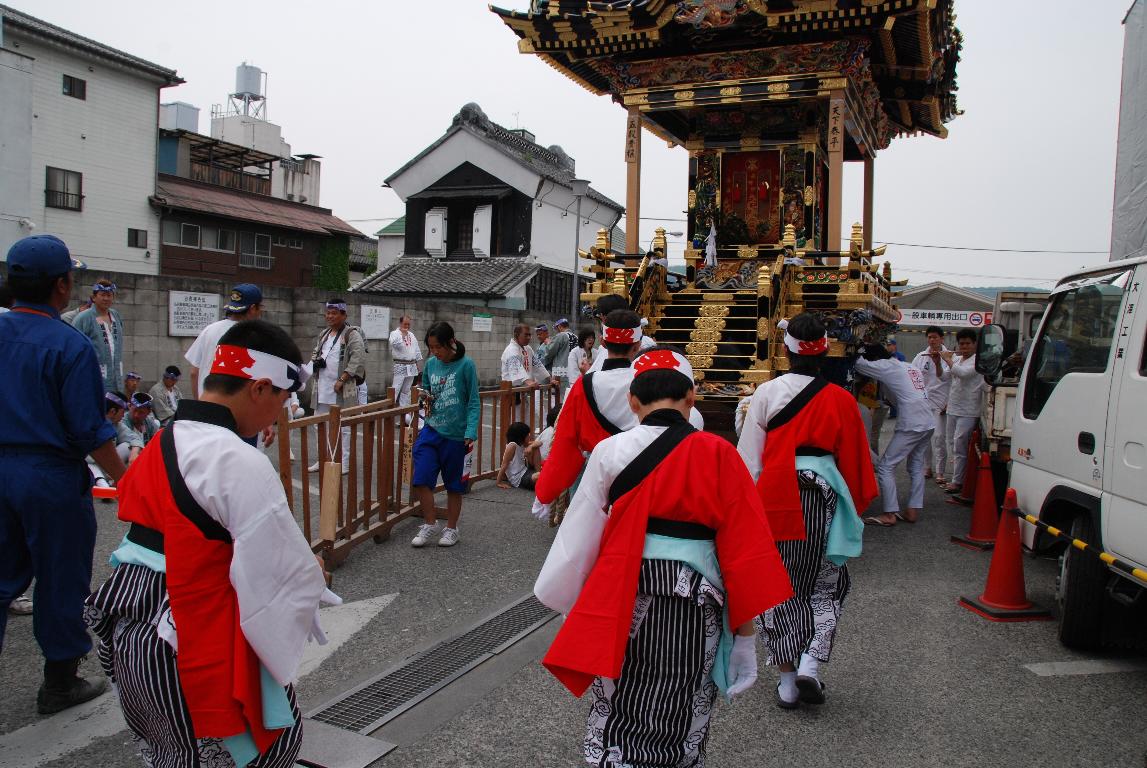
[569,178,590,324]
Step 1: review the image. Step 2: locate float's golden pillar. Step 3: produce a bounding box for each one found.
[863,155,874,250]
[625,107,641,255]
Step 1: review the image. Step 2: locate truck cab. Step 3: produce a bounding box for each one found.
[979,291,1050,467]
[982,257,1147,649]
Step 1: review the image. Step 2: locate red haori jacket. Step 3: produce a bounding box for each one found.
[756,383,878,541]
[534,375,615,504]
[543,430,794,697]
[116,431,283,753]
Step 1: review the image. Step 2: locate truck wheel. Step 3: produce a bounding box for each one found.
[1056,515,1106,650]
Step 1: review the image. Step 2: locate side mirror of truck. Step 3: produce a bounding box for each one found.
[976,324,1006,377]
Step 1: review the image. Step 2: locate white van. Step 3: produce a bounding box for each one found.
[978,256,1147,650]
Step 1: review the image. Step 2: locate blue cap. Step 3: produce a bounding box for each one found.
[555,318,570,327]
[224,283,262,314]
[535,323,548,332]
[5,235,85,278]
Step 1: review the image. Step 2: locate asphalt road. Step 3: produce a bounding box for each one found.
[2,421,1145,768]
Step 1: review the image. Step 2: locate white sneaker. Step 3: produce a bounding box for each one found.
[438,528,460,547]
[411,521,444,548]
[307,462,320,473]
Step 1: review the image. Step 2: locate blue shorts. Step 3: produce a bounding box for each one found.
[412,426,468,494]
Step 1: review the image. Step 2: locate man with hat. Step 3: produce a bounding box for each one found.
[121,392,162,461]
[72,277,126,393]
[308,298,367,473]
[0,234,128,713]
[123,370,142,400]
[148,365,184,426]
[185,283,263,399]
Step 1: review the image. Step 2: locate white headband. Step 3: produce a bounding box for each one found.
[210,344,311,392]
[601,323,643,345]
[777,319,829,356]
[632,349,694,384]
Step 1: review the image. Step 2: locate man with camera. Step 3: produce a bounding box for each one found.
[308,299,366,474]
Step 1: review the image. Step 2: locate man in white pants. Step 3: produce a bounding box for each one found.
[853,344,934,526]
[388,315,422,408]
[942,329,985,494]
[912,326,952,484]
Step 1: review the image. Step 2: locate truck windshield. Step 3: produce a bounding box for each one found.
[1021,268,1131,420]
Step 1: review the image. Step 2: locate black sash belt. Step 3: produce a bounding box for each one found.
[126,522,165,554]
[796,447,832,457]
[647,518,716,540]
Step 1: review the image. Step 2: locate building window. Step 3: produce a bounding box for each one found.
[62,74,87,100]
[455,212,473,252]
[161,221,200,247]
[239,232,273,269]
[289,237,303,249]
[127,229,147,248]
[274,235,288,247]
[45,167,83,211]
[201,226,237,252]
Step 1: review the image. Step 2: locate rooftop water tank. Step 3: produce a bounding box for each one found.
[235,63,263,98]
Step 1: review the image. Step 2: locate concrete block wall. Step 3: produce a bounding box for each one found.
[54,269,553,396]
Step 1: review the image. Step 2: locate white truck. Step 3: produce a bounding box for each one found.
[978,259,1147,649]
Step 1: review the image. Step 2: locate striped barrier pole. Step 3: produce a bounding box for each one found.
[1006,505,1147,588]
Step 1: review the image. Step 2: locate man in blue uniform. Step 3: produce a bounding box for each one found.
[0,234,128,714]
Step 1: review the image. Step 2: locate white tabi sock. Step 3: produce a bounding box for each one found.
[778,671,798,701]
[797,653,820,680]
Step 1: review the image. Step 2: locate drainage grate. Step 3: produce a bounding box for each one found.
[309,594,557,734]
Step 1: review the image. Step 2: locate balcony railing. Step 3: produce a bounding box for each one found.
[189,161,271,195]
[45,190,83,211]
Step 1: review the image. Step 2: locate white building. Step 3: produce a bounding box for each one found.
[355,104,624,313]
[0,5,182,273]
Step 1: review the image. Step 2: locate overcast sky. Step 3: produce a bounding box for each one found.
[23,1,1130,287]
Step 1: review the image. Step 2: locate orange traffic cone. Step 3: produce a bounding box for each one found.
[958,489,1051,621]
[947,428,979,507]
[951,453,997,551]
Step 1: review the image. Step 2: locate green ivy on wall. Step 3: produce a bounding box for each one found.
[314,236,350,291]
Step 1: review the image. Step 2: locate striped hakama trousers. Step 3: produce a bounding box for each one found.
[758,471,850,666]
[84,564,303,768]
[584,558,723,768]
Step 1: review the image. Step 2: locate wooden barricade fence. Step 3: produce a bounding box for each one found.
[277,380,563,568]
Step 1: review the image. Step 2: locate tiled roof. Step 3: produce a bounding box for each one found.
[375,216,405,237]
[152,175,362,237]
[350,257,539,298]
[0,4,182,84]
[386,104,623,212]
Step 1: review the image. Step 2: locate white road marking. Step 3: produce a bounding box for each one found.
[1023,659,1147,677]
[0,594,399,768]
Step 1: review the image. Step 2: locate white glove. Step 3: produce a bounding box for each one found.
[726,634,758,697]
[531,498,551,521]
[309,588,345,645]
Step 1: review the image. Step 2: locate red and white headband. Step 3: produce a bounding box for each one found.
[778,318,829,356]
[210,344,310,392]
[632,349,694,384]
[601,321,643,345]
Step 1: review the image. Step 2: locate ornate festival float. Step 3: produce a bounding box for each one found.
[493,0,962,424]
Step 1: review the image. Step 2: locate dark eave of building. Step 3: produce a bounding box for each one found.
[0,4,183,85]
[151,174,362,237]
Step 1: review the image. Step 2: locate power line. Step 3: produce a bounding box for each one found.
[894,266,1060,284]
[850,238,1106,255]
